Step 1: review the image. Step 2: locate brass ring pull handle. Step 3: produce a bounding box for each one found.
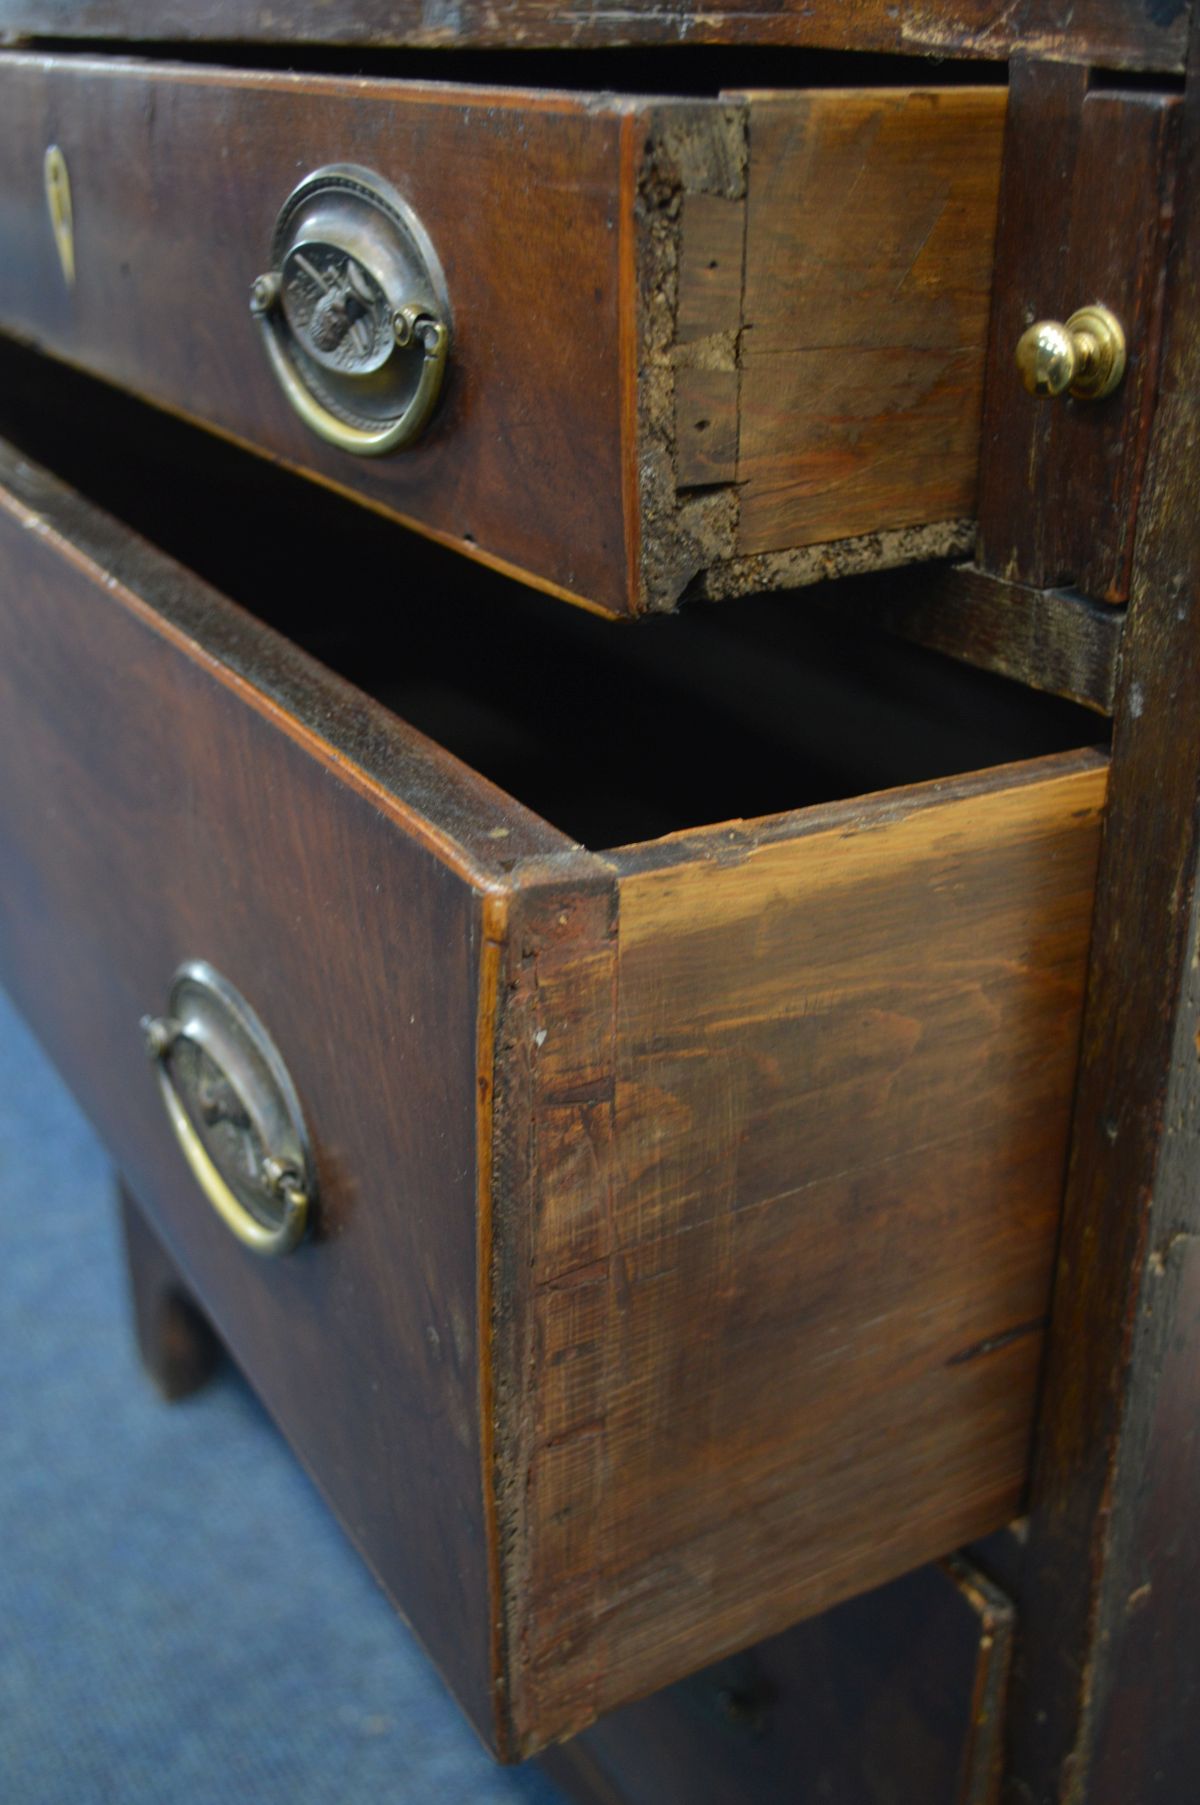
[250,163,451,457]
[1015,303,1127,401]
[141,962,315,1257]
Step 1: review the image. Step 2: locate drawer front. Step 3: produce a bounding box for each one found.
[0,55,633,611]
[0,438,1106,1758]
[0,441,570,1751]
[0,54,1004,613]
[493,755,1104,1752]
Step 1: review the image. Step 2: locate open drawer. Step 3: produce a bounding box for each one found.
[0,50,1006,614]
[0,399,1105,1757]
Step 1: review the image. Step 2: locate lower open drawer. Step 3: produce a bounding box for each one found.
[0,381,1105,1758]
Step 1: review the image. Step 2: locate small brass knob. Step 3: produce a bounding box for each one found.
[1015,304,1127,401]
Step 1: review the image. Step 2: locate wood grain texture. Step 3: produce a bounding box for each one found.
[494,752,1107,1753]
[826,563,1125,715]
[0,437,568,1754]
[0,0,1186,71]
[119,1177,223,1402]
[1004,15,1200,1799]
[735,89,1005,556]
[538,1558,1014,1805]
[975,71,1179,603]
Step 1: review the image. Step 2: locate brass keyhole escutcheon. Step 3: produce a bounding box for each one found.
[250,163,450,457]
[1015,303,1127,402]
[43,145,75,289]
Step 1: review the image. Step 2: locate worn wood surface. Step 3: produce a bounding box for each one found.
[976,69,1179,603]
[119,1177,223,1401]
[1004,15,1200,1801]
[0,438,570,1754]
[494,752,1107,1753]
[0,0,1186,71]
[0,56,1010,612]
[539,1558,1014,1805]
[830,563,1125,715]
[734,89,1004,557]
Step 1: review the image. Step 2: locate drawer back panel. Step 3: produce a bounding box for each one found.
[491,752,1105,1746]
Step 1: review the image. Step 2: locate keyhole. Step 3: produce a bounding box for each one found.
[43,145,75,289]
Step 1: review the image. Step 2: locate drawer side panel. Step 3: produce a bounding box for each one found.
[734,89,1005,560]
[502,751,1105,1751]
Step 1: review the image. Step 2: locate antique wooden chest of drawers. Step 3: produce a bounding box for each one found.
[2,7,1198,1802]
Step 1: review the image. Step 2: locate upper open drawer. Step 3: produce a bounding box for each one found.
[0,53,1006,614]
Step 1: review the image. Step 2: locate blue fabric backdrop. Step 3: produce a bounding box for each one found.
[0,983,567,1805]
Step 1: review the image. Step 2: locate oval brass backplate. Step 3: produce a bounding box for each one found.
[142,962,316,1257]
[250,164,450,456]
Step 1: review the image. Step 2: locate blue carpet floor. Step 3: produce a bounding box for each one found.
[0,983,568,1805]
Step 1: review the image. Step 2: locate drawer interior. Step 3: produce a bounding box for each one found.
[0,335,1105,848]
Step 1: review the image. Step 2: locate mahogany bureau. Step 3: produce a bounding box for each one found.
[0,6,1197,1802]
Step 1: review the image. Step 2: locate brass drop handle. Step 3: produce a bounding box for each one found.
[251,162,451,457]
[1015,304,1127,401]
[142,962,315,1257]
